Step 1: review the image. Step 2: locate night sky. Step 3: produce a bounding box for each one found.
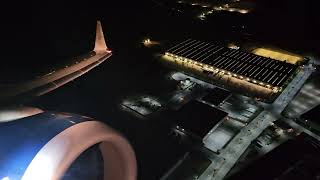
[4,0,320,79]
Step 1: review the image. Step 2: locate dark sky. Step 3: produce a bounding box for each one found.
[5,0,320,60]
[2,0,319,80]
[2,0,161,82]
[6,1,319,51]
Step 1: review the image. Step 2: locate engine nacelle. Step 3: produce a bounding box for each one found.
[0,110,137,180]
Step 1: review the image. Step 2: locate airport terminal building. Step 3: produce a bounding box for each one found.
[163,39,299,94]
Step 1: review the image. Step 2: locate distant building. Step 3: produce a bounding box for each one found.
[202,87,231,106]
[300,105,320,134]
[301,105,320,125]
[228,132,320,180]
[164,100,228,140]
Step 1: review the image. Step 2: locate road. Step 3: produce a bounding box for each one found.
[199,64,315,180]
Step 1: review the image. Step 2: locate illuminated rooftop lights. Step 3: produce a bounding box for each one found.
[198,13,206,20]
[143,38,160,47]
[253,80,257,83]
[259,82,264,85]
[228,43,240,50]
[233,74,237,77]
[143,38,151,46]
[246,78,250,81]
[239,76,243,79]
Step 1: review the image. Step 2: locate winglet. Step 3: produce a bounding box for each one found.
[94,21,109,54]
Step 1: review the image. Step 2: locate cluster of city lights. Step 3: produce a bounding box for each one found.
[142,38,160,47]
[197,10,214,20]
[164,52,280,92]
[213,5,249,14]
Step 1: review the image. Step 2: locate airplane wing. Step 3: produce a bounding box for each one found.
[0,21,112,107]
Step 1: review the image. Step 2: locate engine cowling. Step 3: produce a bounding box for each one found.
[0,110,137,180]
